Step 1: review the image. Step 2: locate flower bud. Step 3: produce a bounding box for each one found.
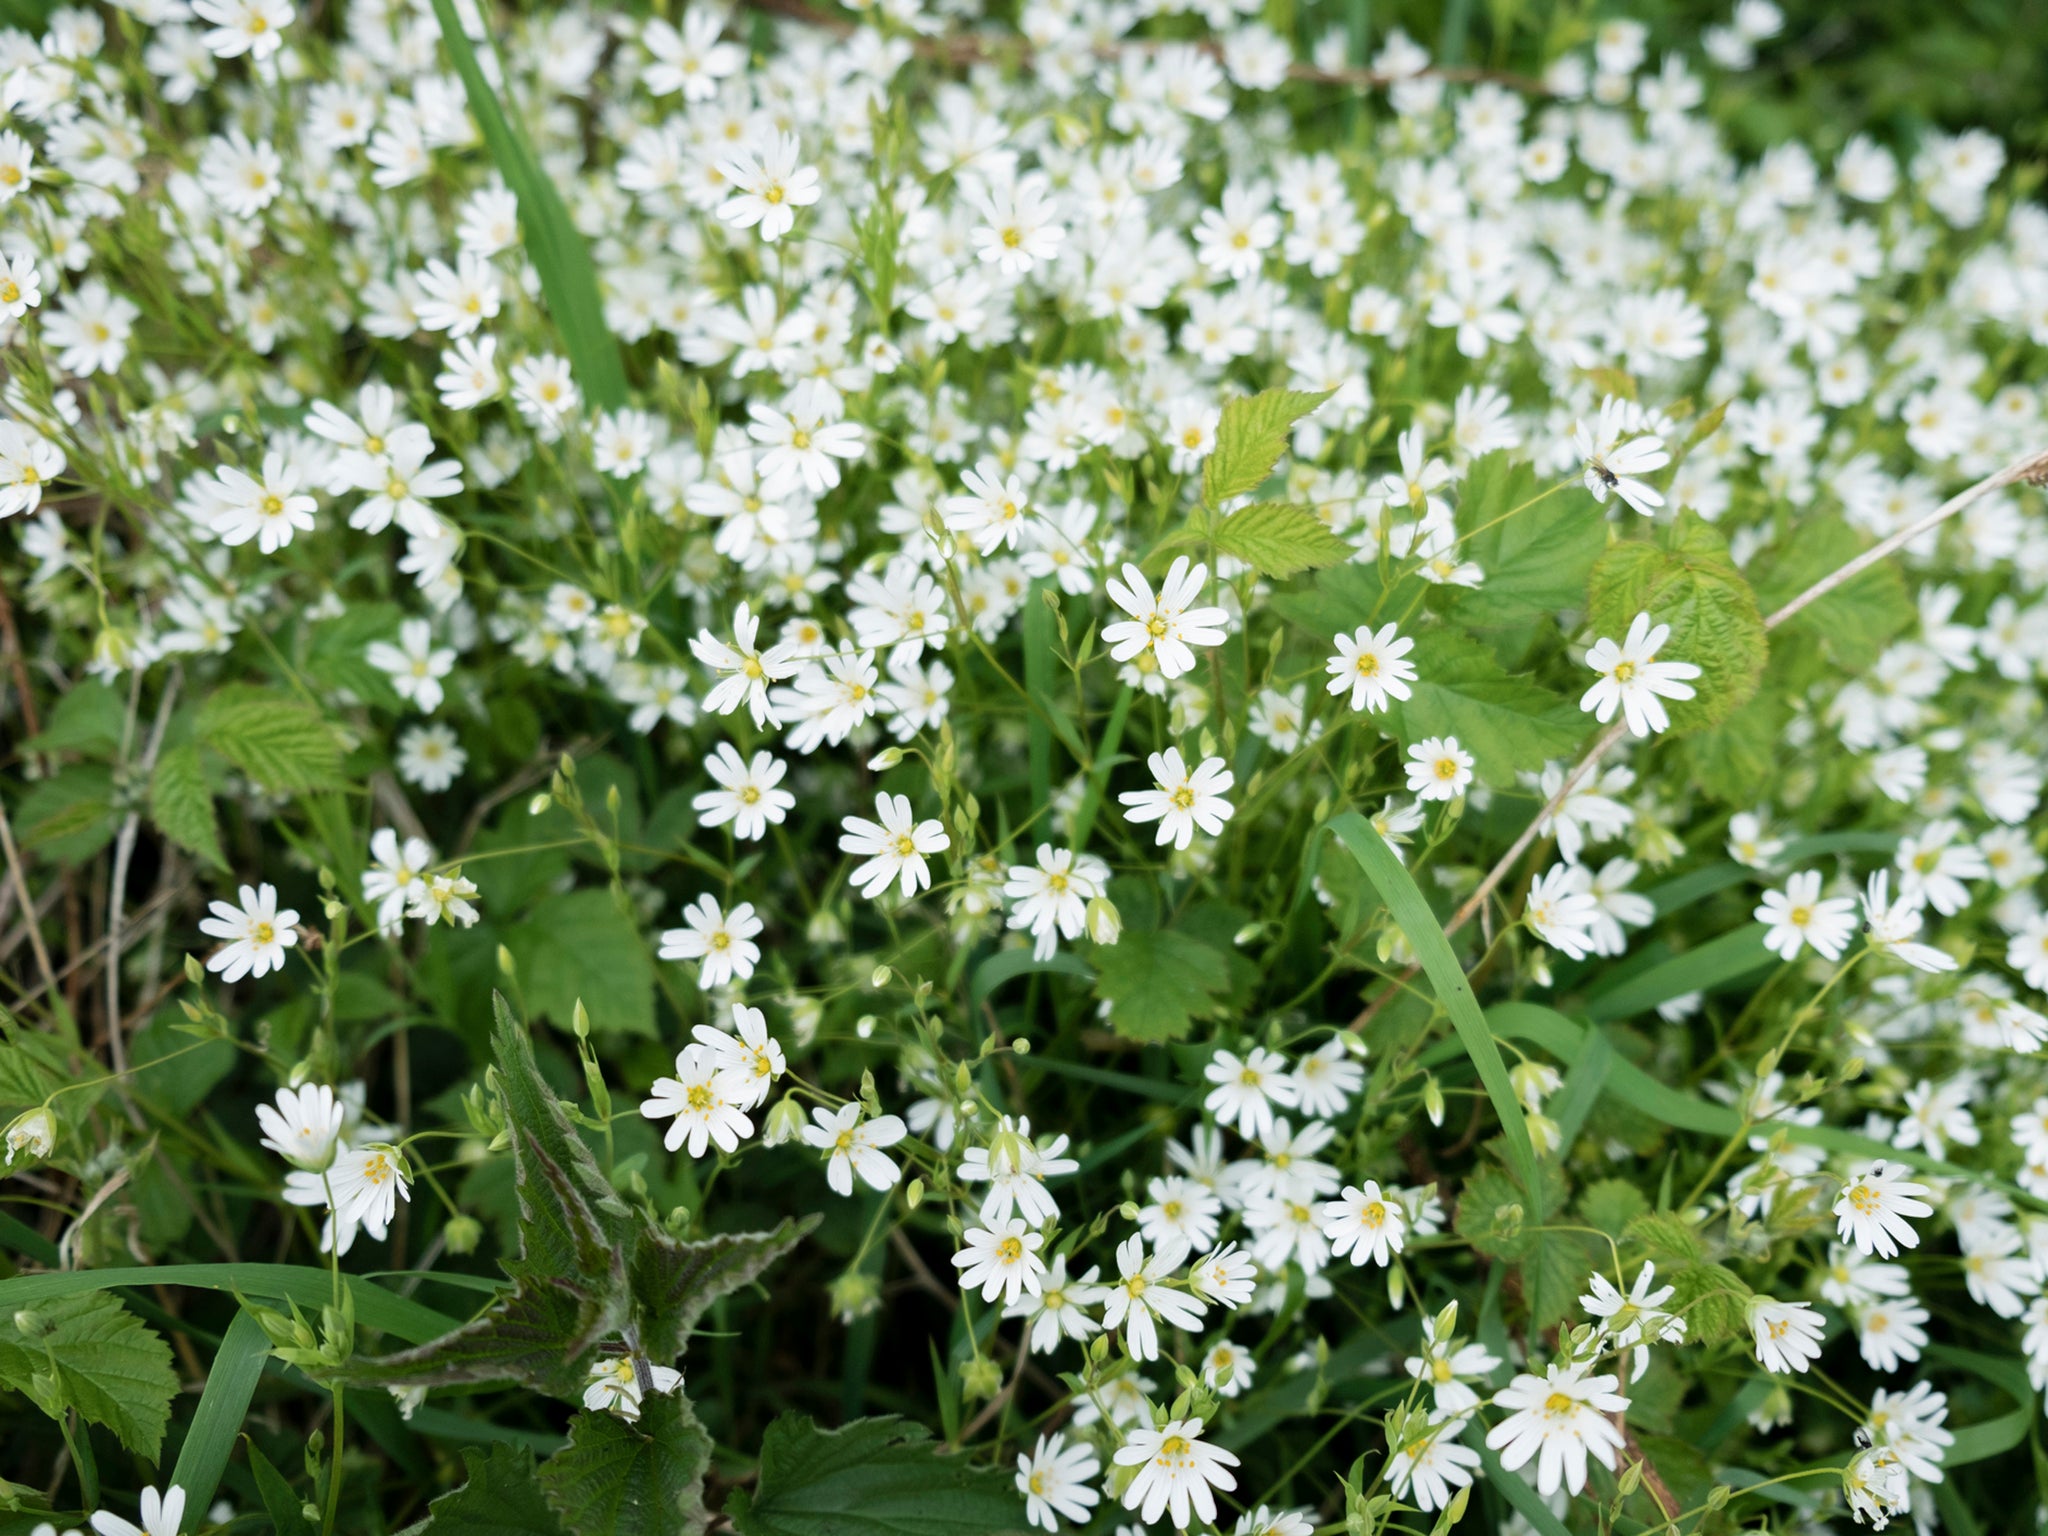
[764,1096,807,1147]
[1085,896,1121,945]
[4,1106,56,1166]
[960,1355,1002,1401]
[444,1215,483,1255]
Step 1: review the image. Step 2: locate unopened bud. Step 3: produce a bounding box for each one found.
[444,1215,483,1255]
[529,793,552,815]
[1085,896,1121,945]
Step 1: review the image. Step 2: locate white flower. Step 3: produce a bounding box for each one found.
[1202,1046,1299,1139]
[191,0,291,60]
[328,1144,410,1235]
[1103,558,1229,680]
[1006,1253,1104,1354]
[1573,397,1670,515]
[1404,1315,1500,1413]
[88,1484,186,1536]
[1580,612,1701,737]
[972,173,1066,275]
[1749,1296,1827,1373]
[367,618,455,713]
[658,895,763,988]
[0,421,63,518]
[1325,623,1417,713]
[1290,1038,1364,1118]
[205,450,318,553]
[410,872,480,929]
[839,792,950,900]
[255,1084,345,1171]
[1523,865,1601,960]
[940,459,1034,555]
[958,1116,1075,1226]
[1865,1382,1953,1485]
[414,254,502,338]
[800,1104,908,1196]
[1322,1181,1406,1267]
[1404,736,1473,801]
[1003,846,1105,961]
[582,1356,682,1422]
[1834,1161,1935,1258]
[1484,1362,1630,1496]
[639,1044,754,1157]
[1387,1416,1482,1514]
[5,1107,56,1166]
[199,882,299,982]
[693,744,795,842]
[1189,1242,1259,1308]
[1120,749,1234,849]
[1115,1417,1239,1528]
[46,281,138,376]
[396,723,465,792]
[693,603,800,729]
[952,1217,1048,1305]
[715,131,820,242]
[1756,870,1859,961]
[1100,1234,1207,1361]
[690,1004,785,1110]
[362,829,434,935]
[1015,1432,1098,1532]
[747,389,866,498]
[1860,872,1958,973]
[1843,1440,1911,1529]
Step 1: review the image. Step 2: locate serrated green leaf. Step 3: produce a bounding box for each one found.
[1202,387,1331,505]
[1091,929,1231,1042]
[1387,629,1585,786]
[149,741,226,870]
[400,1443,565,1536]
[1622,1211,1705,1264]
[1663,1261,1751,1345]
[725,1414,1032,1536]
[1268,560,1428,641]
[21,679,125,758]
[507,889,658,1037]
[198,685,346,793]
[538,1395,712,1536]
[1209,501,1352,578]
[0,1290,178,1459]
[1682,690,1784,806]
[1578,1178,1650,1237]
[1753,514,1914,671]
[15,765,117,863]
[630,1218,817,1364]
[1586,512,1766,733]
[426,0,627,410]
[1453,454,1606,624]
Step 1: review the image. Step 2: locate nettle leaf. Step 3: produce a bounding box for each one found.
[507,888,658,1037]
[1387,629,1585,786]
[724,1414,1033,1536]
[1202,387,1331,505]
[1209,501,1351,578]
[539,1395,713,1536]
[149,741,227,871]
[1753,513,1914,672]
[198,685,347,793]
[1091,929,1232,1042]
[1453,453,1606,625]
[400,1444,565,1536]
[337,997,634,1399]
[630,1218,817,1364]
[0,1291,178,1459]
[1585,512,1766,733]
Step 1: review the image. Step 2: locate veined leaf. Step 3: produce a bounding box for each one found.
[1091,928,1232,1042]
[1387,628,1584,786]
[1209,501,1351,578]
[1452,454,1603,625]
[150,741,226,870]
[426,0,628,410]
[724,1414,1032,1536]
[538,1395,712,1536]
[198,685,346,793]
[400,1443,565,1536]
[1202,387,1331,505]
[0,1264,456,1343]
[0,1290,178,1459]
[630,1217,816,1364]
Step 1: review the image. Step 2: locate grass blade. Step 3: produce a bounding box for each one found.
[427,0,628,410]
[1324,812,1543,1220]
[1583,923,1775,1021]
[0,1263,456,1343]
[170,1308,272,1517]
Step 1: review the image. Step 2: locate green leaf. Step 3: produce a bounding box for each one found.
[1202,388,1331,505]
[1022,582,1055,810]
[0,1290,178,1459]
[1585,512,1766,733]
[1753,514,1914,671]
[149,742,226,871]
[22,680,125,758]
[1475,1442,1572,1536]
[968,949,1095,1011]
[1453,455,1604,624]
[1583,924,1775,1021]
[1209,502,1352,578]
[1578,1179,1650,1237]
[304,601,404,707]
[538,1395,712,1536]
[1268,560,1427,641]
[339,997,632,1399]
[426,0,627,410]
[725,1414,1033,1536]
[401,1444,565,1536]
[1321,814,1544,1224]
[0,1264,454,1344]
[1929,1345,2035,1467]
[248,1440,316,1536]
[1682,690,1784,806]
[170,1309,271,1516]
[1388,629,1585,786]
[507,888,658,1037]
[1623,1211,1706,1265]
[629,1217,816,1365]
[198,685,346,793]
[1091,929,1231,1042]
[15,765,117,863]
[1663,1261,1752,1346]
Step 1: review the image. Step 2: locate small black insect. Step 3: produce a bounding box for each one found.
[1590,460,1620,490]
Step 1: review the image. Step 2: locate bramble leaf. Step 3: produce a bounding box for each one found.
[1202,388,1331,505]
